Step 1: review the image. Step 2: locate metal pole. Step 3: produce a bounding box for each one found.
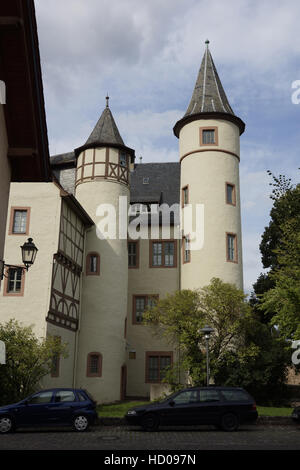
[206,336,209,386]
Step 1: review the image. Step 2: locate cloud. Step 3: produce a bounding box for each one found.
[34,0,300,294]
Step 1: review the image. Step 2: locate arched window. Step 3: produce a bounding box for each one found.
[86,252,100,276]
[86,352,102,377]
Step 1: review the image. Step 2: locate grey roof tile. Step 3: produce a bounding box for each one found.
[50,151,76,166]
[185,42,234,117]
[130,162,180,206]
[85,106,124,147]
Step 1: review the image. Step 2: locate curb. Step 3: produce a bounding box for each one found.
[96,417,299,427]
[257,416,298,425]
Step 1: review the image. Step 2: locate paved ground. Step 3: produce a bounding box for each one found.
[0,424,299,451]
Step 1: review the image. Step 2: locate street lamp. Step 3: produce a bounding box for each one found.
[200,325,214,386]
[0,238,38,280]
[20,238,38,271]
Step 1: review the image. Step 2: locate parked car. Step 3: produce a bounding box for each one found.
[126,386,258,431]
[291,406,300,422]
[0,388,98,433]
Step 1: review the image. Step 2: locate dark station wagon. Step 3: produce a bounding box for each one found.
[0,388,98,433]
[126,386,258,431]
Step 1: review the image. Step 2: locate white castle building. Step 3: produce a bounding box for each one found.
[0,41,245,403]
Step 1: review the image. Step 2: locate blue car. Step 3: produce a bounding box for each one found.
[0,388,98,433]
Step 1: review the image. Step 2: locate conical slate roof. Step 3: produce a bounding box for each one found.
[184,41,234,116]
[74,97,135,159]
[85,103,125,147]
[173,41,245,137]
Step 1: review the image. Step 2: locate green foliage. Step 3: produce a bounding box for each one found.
[259,180,300,340]
[252,171,300,336]
[143,278,254,388]
[260,171,298,271]
[0,319,68,405]
[214,316,291,405]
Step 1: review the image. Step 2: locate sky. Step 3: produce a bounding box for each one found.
[34,0,300,294]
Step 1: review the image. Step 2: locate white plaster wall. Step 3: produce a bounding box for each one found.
[179,118,243,290]
[75,158,129,403]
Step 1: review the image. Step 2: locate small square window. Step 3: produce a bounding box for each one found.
[4,267,24,296]
[133,295,158,324]
[143,177,149,184]
[146,352,172,383]
[9,207,30,235]
[87,352,102,377]
[200,127,218,146]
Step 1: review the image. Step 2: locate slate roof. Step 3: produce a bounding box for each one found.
[73,100,135,159]
[85,106,125,147]
[184,41,234,116]
[173,41,245,137]
[130,162,180,206]
[50,151,75,166]
[49,157,181,209]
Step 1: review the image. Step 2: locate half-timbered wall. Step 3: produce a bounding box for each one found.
[75,147,130,187]
[46,200,85,332]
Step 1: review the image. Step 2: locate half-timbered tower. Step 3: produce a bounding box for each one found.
[73,98,135,402]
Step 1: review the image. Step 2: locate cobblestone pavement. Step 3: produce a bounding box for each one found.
[0,424,299,451]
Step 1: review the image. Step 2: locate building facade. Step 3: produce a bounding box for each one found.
[0,41,245,403]
[0,0,51,281]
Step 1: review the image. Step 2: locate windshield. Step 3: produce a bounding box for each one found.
[156,390,181,403]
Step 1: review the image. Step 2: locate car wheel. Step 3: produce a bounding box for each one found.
[73,415,89,432]
[0,416,14,434]
[221,413,239,432]
[141,413,159,432]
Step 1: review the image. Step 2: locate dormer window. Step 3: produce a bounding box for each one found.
[129,203,149,215]
[200,127,218,146]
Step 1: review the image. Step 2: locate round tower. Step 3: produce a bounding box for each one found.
[74,97,135,403]
[174,41,245,291]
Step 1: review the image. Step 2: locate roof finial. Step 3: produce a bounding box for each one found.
[205,39,210,48]
[106,94,109,108]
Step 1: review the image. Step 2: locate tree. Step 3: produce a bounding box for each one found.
[214,314,291,405]
[259,209,300,340]
[259,171,297,271]
[252,171,300,325]
[0,319,68,405]
[143,278,254,387]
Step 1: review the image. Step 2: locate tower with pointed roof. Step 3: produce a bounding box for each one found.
[74,98,135,402]
[174,41,245,290]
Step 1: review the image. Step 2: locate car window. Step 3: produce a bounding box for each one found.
[220,390,250,402]
[199,390,220,402]
[28,391,53,404]
[173,390,199,404]
[54,390,76,403]
[83,389,96,404]
[78,391,88,401]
